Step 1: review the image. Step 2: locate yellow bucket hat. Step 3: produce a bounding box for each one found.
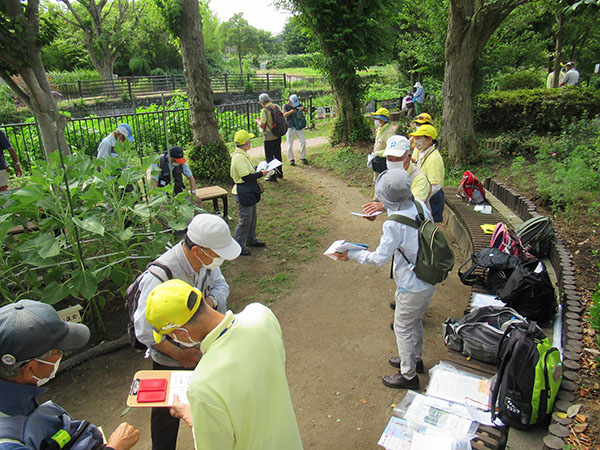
[370,107,390,122]
[145,279,203,343]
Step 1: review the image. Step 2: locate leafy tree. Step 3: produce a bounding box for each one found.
[219,13,263,74]
[0,0,70,156]
[442,0,531,164]
[257,29,283,56]
[279,0,394,144]
[281,16,311,54]
[153,0,229,182]
[55,0,144,81]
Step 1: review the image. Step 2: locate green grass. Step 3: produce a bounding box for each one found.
[257,67,322,77]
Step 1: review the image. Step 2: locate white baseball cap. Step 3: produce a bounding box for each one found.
[186,214,241,260]
[383,135,410,158]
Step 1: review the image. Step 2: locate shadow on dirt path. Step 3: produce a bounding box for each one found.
[44,147,470,449]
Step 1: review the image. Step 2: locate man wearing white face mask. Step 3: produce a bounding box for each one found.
[0,300,140,450]
[367,108,397,184]
[133,213,241,450]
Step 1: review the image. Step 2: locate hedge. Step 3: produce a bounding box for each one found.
[475,87,600,133]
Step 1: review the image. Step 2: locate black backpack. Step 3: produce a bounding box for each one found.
[490,322,562,430]
[516,216,555,258]
[443,306,527,364]
[125,262,172,349]
[266,105,288,137]
[458,247,521,294]
[497,260,556,324]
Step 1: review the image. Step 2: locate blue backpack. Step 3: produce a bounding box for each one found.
[0,401,104,449]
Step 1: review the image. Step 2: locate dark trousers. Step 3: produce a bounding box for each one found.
[430,189,445,223]
[264,138,283,178]
[151,361,187,450]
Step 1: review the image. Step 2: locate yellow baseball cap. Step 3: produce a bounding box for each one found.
[409,124,438,140]
[413,113,432,125]
[234,130,255,146]
[145,279,203,343]
[370,108,390,122]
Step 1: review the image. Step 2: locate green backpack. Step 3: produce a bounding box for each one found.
[516,216,555,258]
[387,201,455,285]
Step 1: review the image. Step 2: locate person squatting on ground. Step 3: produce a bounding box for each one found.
[145,280,304,450]
[0,300,140,450]
[367,108,397,192]
[150,146,202,205]
[0,131,22,192]
[230,130,268,257]
[133,213,241,450]
[409,124,445,223]
[256,93,283,182]
[283,94,308,166]
[336,170,438,390]
[97,123,135,160]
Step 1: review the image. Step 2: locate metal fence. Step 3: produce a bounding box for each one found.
[0,97,314,172]
[55,73,288,101]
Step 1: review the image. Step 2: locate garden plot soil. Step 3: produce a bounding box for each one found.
[43,160,470,449]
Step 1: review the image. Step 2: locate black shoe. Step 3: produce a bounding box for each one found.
[248,240,266,247]
[265,177,277,182]
[302,158,309,165]
[290,160,296,166]
[388,357,424,374]
[240,248,251,256]
[390,301,396,310]
[382,373,419,390]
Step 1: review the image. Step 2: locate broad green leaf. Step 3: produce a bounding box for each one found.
[72,216,105,236]
[169,218,189,231]
[19,233,61,259]
[40,281,71,305]
[132,203,151,220]
[72,269,98,300]
[118,227,134,241]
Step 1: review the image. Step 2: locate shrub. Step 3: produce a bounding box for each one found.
[496,70,544,91]
[187,141,231,184]
[268,53,318,69]
[475,87,600,134]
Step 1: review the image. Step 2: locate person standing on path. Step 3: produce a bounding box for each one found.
[283,94,308,166]
[230,130,268,256]
[367,108,397,190]
[409,124,445,223]
[560,62,580,87]
[133,213,241,450]
[412,82,425,115]
[0,130,22,192]
[256,93,283,182]
[336,170,437,390]
[145,279,304,450]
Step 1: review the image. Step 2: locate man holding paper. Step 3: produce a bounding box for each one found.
[231,130,269,256]
[336,170,437,390]
[145,280,303,450]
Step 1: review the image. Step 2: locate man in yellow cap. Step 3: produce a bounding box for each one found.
[409,124,445,222]
[145,279,303,450]
[230,130,269,256]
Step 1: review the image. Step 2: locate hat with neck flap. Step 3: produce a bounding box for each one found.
[375,169,414,211]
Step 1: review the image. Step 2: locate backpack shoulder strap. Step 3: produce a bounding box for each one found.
[385,201,423,229]
[146,262,173,282]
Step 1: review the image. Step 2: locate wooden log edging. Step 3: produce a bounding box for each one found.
[483,179,582,450]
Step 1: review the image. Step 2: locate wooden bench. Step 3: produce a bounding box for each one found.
[195,186,229,218]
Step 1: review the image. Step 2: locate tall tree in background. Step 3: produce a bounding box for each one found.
[443,0,529,163]
[0,0,69,156]
[280,0,393,144]
[281,16,311,54]
[56,0,143,81]
[219,13,263,74]
[154,0,229,182]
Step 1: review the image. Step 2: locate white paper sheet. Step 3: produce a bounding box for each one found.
[323,240,368,260]
[470,293,505,309]
[167,371,193,405]
[351,211,383,218]
[427,367,491,407]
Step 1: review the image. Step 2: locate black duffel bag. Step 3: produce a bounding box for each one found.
[236,181,261,207]
[458,247,521,294]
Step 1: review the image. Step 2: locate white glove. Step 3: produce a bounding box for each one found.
[367,152,376,168]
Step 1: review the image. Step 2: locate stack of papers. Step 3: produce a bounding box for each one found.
[323,240,368,260]
[256,159,282,172]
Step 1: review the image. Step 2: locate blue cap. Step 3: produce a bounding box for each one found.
[289,94,300,107]
[117,123,135,143]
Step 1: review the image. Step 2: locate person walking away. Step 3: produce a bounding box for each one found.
[0,300,140,450]
[0,130,22,192]
[413,82,425,115]
[145,279,304,450]
[409,125,445,223]
[230,130,268,256]
[283,94,308,166]
[150,146,202,205]
[133,213,241,450]
[256,93,283,182]
[336,170,438,389]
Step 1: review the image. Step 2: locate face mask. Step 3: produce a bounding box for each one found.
[201,249,224,269]
[386,161,405,170]
[374,120,382,128]
[171,328,201,348]
[32,355,62,386]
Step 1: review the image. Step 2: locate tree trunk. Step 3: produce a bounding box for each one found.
[552,12,564,88]
[237,50,243,75]
[179,0,221,146]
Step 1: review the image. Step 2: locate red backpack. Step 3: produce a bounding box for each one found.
[490,222,526,259]
[458,170,486,204]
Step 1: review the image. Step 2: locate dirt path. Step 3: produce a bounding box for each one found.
[44,147,470,449]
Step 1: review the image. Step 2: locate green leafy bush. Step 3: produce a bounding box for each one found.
[268,53,318,69]
[187,141,231,184]
[496,70,544,91]
[475,87,600,134]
